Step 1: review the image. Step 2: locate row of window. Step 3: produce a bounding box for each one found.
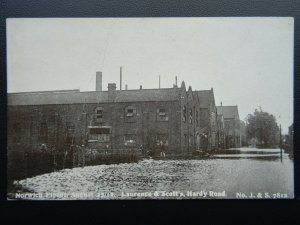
[95,106,202,124]
[88,127,168,145]
[94,106,169,123]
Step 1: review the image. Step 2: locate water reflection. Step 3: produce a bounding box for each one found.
[213,147,291,162]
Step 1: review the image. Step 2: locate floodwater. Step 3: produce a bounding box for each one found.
[12,148,294,200]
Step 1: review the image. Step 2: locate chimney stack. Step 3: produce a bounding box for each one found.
[108,83,116,92]
[173,76,178,88]
[96,71,102,91]
[125,84,128,90]
[120,67,122,90]
[140,85,142,90]
[108,83,117,102]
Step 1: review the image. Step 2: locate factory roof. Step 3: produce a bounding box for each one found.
[8,88,182,105]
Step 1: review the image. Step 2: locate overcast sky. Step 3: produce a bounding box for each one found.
[7,17,293,133]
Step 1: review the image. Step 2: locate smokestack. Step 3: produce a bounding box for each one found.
[173,76,178,88]
[96,71,102,91]
[125,84,128,90]
[140,85,142,90]
[120,67,122,90]
[159,75,161,89]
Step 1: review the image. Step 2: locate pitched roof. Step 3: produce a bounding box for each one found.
[193,90,214,108]
[8,88,181,106]
[216,105,240,120]
[114,88,181,102]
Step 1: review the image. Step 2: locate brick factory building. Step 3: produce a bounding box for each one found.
[7,72,246,181]
[8,72,218,160]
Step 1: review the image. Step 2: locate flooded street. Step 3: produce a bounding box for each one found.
[12,148,294,200]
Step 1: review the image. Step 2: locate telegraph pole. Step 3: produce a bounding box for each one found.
[280,124,282,151]
[280,124,283,162]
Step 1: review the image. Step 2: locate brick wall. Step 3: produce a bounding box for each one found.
[8,100,183,156]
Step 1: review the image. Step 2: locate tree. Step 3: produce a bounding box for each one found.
[246,108,279,147]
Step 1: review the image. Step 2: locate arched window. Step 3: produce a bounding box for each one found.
[182,105,187,122]
[189,108,193,124]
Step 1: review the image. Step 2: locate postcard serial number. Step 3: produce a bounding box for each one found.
[236,192,288,199]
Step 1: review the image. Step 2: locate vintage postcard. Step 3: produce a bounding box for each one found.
[6,17,294,200]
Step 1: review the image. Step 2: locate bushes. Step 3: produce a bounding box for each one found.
[85,149,141,166]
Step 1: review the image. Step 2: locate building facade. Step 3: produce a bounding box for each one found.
[194,89,218,151]
[216,105,241,148]
[8,74,213,159]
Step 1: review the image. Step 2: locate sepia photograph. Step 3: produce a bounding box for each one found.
[6,17,294,200]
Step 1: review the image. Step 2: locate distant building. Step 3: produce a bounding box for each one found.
[193,88,218,150]
[216,105,241,148]
[284,123,293,150]
[240,120,247,147]
[217,114,225,149]
[288,124,294,136]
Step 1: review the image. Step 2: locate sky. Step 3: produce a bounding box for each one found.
[6,17,294,133]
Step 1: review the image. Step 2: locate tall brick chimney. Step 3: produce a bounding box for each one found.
[96,71,102,91]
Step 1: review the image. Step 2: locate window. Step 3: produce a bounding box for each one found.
[196,111,199,126]
[126,107,136,117]
[125,106,137,122]
[157,108,169,121]
[66,122,75,144]
[66,122,75,136]
[182,106,187,122]
[156,134,168,146]
[88,126,111,142]
[95,107,104,123]
[90,127,110,134]
[127,109,134,117]
[189,109,193,124]
[124,134,137,146]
